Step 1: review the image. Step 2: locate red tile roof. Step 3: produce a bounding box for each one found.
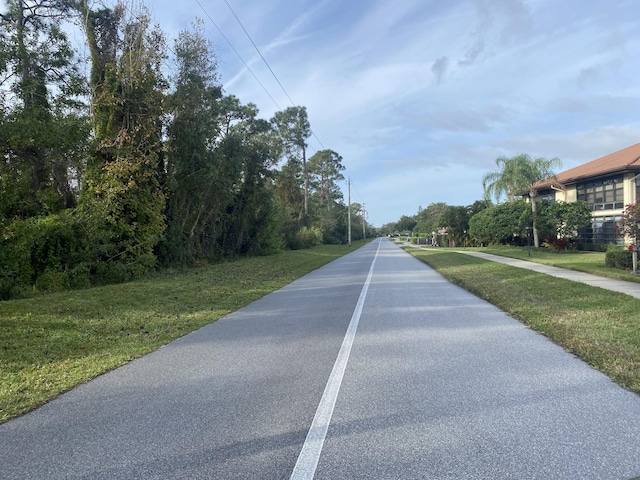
[537,142,640,188]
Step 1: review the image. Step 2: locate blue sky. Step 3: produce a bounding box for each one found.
[67,1,640,225]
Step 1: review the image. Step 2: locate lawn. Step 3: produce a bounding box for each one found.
[403,245,640,397]
[465,245,640,283]
[0,241,368,424]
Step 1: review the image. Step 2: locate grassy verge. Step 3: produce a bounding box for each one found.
[0,241,368,424]
[464,245,640,283]
[404,246,640,396]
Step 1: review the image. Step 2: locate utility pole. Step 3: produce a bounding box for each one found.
[362,203,366,239]
[347,178,352,246]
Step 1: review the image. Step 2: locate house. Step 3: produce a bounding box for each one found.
[536,142,640,245]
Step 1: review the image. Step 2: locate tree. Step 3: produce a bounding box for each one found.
[541,201,592,245]
[619,201,640,246]
[414,202,447,234]
[468,199,490,217]
[468,199,531,245]
[378,222,397,236]
[0,0,88,218]
[271,106,311,217]
[482,153,561,247]
[307,149,345,243]
[218,108,282,256]
[308,149,345,212]
[348,202,370,240]
[274,157,304,248]
[396,214,417,233]
[163,19,224,263]
[78,1,168,275]
[438,205,470,247]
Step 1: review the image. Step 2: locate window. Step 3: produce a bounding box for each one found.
[578,215,622,245]
[576,176,623,211]
[536,189,555,203]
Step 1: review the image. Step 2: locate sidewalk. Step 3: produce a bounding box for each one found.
[457,250,640,300]
[399,240,640,300]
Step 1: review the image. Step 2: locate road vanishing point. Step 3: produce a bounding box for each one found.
[2,238,640,479]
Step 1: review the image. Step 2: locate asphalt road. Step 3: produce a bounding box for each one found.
[2,238,640,479]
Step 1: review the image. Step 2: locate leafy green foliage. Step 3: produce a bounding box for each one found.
[538,200,592,243]
[0,211,93,299]
[467,198,590,248]
[482,153,561,203]
[438,205,470,246]
[413,203,448,234]
[482,153,561,247]
[79,6,168,277]
[468,199,532,245]
[218,116,283,256]
[396,214,417,233]
[605,249,633,270]
[0,3,351,299]
[307,149,346,243]
[308,149,345,210]
[162,20,226,264]
[271,106,311,217]
[0,0,88,220]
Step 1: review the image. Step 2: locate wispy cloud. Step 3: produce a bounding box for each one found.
[431,57,449,84]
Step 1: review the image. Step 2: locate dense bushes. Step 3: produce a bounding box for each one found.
[577,243,609,252]
[605,249,634,270]
[468,200,592,247]
[1,212,83,298]
[0,210,161,299]
[288,226,323,250]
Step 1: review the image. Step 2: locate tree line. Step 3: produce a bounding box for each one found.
[379,154,593,249]
[0,0,367,299]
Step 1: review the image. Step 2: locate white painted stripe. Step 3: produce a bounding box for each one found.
[290,240,381,480]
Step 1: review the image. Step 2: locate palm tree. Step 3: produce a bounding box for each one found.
[482,154,562,247]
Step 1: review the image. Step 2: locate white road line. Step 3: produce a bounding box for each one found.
[290,240,381,480]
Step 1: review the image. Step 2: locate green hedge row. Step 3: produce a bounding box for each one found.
[0,211,155,300]
[605,249,634,270]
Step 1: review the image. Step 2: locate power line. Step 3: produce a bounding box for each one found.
[217,0,326,151]
[221,0,295,107]
[350,178,364,206]
[193,0,282,111]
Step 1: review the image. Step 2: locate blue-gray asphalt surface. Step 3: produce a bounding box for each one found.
[1,239,640,479]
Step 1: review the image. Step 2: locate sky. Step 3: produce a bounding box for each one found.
[56,0,640,226]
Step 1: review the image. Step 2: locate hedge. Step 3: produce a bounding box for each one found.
[605,249,634,270]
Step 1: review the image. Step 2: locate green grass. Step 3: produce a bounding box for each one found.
[464,245,640,283]
[403,246,640,396]
[0,241,368,424]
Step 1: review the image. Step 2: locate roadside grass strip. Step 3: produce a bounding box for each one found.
[0,242,368,424]
[469,245,640,283]
[405,247,640,396]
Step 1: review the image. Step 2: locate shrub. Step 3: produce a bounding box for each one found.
[290,226,323,250]
[34,268,70,293]
[605,250,633,270]
[0,209,161,299]
[543,238,578,250]
[577,243,609,252]
[0,211,94,298]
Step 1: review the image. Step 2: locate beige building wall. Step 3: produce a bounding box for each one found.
[623,173,637,205]
[564,185,577,202]
[549,185,575,203]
